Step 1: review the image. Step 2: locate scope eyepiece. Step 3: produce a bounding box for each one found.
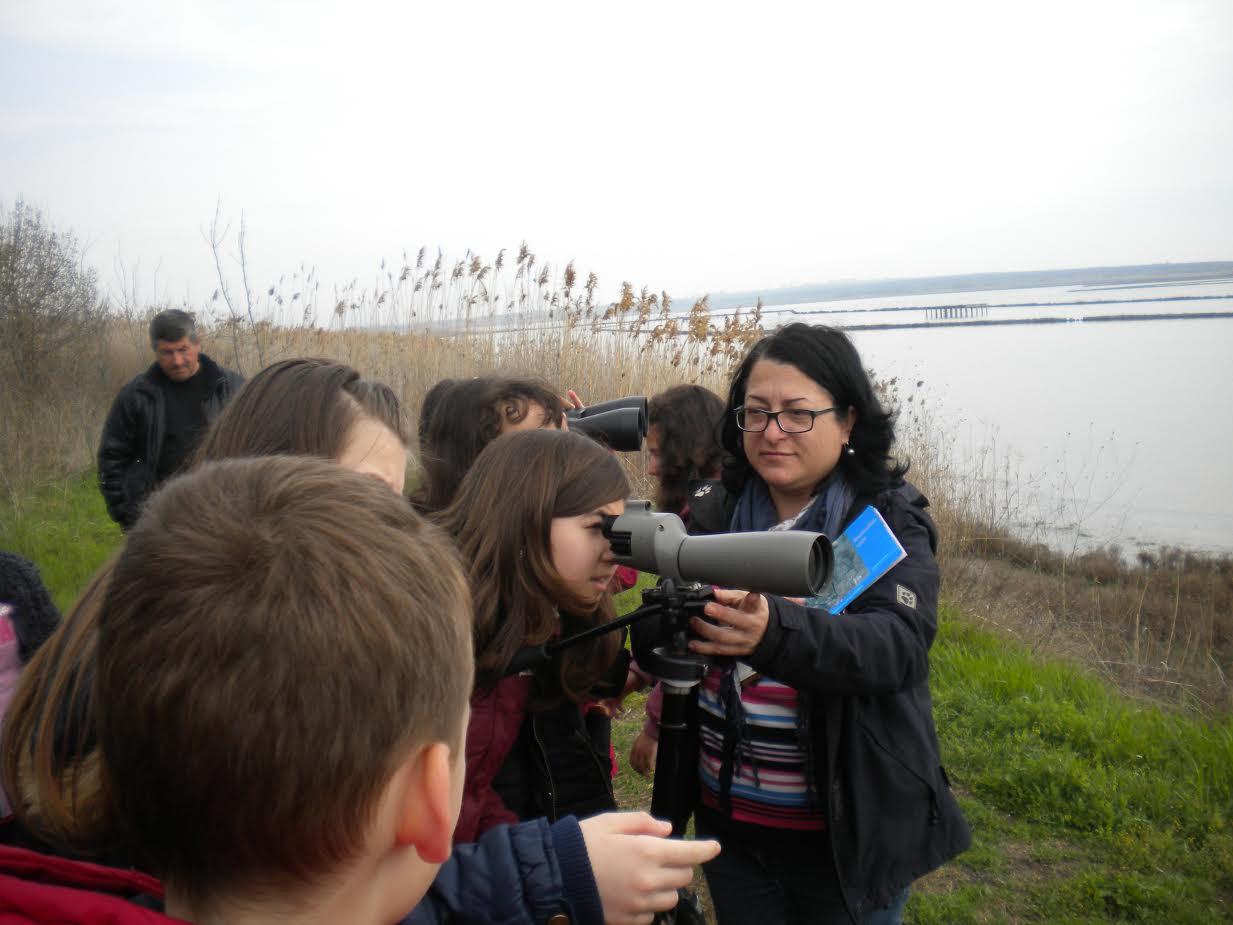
[600,513,633,557]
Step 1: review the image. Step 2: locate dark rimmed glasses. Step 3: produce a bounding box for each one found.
[733,405,844,434]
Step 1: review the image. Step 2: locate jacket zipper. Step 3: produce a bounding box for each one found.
[577,727,615,801]
[531,716,557,820]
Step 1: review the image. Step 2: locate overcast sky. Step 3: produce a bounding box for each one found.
[2,0,1230,307]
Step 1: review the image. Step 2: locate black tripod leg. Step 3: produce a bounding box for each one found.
[650,681,708,925]
[650,681,698,837]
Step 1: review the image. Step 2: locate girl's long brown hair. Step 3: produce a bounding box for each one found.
[437,428,628,699]
[1,564,113,855]
[0,358,408,857]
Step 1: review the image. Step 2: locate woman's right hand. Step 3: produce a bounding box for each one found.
[629,731,658,778]
[578,812,720,925]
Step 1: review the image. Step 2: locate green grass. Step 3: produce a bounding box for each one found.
[905,608,1233,923]
[0,471,122,610]
[6,477,1232,920]
[607,589,1233,921]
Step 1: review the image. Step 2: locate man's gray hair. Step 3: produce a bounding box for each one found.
[149,310,199,349]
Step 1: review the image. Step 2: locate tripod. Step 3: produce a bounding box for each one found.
[508,580,715,924]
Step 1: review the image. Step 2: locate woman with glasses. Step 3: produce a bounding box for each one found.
[679,323,970,925]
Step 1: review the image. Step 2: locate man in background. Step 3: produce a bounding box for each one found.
[97,309,244,530]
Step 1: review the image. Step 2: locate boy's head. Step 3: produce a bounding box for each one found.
[95,455,472,917]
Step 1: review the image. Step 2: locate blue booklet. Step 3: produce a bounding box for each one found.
[805,505,906,614]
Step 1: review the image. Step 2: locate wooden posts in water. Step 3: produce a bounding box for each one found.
[926,304,989,320]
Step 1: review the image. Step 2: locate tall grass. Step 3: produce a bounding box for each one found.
[2,237,1230,718]
[915,610,1233,923]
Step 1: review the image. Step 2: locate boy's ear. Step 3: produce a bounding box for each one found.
[393,743,455,864]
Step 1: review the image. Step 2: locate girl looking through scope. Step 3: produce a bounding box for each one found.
[438,428,633,842]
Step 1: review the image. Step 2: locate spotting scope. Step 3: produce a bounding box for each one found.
[601,501,832,597]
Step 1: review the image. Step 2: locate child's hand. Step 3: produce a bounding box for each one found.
[558,389,584,429]
[579,812,720,925]
[622,668,647,695]
[629,731,658,778]
[588,698,622,718]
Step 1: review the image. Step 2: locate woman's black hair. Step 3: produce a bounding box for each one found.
[719,323,907,499]
[647,384,725,515]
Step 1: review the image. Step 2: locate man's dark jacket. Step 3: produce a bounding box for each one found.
[686,478,971,923]
[96,354,243,529]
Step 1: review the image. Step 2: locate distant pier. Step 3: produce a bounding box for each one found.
[925,304,989,320]
[842,310,1233,332]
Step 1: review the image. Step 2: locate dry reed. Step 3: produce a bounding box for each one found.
[3,238,1229,717]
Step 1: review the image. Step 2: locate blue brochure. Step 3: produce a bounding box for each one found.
[806,505,906,614]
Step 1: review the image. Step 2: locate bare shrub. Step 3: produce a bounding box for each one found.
[0,201,113,496]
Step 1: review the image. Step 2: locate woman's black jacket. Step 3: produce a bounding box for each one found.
[686,478,971,922]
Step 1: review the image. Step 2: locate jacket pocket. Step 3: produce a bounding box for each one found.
[122,462,148,513]
[855,718,940,825]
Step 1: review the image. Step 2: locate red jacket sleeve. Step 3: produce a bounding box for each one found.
[454,678,531,843]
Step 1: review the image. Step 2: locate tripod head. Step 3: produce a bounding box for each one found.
[626,580,713,685]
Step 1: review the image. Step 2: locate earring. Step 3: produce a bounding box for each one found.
[843,442,855,456]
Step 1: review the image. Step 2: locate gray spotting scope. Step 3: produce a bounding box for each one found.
[601,501,833,597]
[565,396,647,452]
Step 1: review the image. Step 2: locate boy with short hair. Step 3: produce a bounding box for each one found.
[0,455,717,925]
[96,455,472,924]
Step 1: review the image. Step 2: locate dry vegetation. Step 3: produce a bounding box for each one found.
[2,203,1230,718]
[898,399,1233,715]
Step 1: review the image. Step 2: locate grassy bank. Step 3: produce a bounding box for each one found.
[917,611,1232,922]
[608,601,1233,923]
[0,470,121,611]
[4,477,1233,921]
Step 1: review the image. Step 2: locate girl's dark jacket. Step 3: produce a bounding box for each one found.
[457,643,627,844]
[686,478,970,922]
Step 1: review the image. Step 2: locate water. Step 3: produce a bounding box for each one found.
[739,280,1233,556]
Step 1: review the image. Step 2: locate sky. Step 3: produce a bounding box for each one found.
[2,0,1231,309]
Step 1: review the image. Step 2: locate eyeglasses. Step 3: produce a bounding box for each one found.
[733,406,844,434]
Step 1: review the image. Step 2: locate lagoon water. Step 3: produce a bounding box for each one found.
[729,280,1233,556]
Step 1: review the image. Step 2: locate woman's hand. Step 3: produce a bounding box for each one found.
[687,588,770,658]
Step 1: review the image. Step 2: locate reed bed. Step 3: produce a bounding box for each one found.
[2,237,1230,717]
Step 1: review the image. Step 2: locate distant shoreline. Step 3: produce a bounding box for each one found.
[699,261,1233,312]
[836,310,1233,333]
[767,292,1232,318]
